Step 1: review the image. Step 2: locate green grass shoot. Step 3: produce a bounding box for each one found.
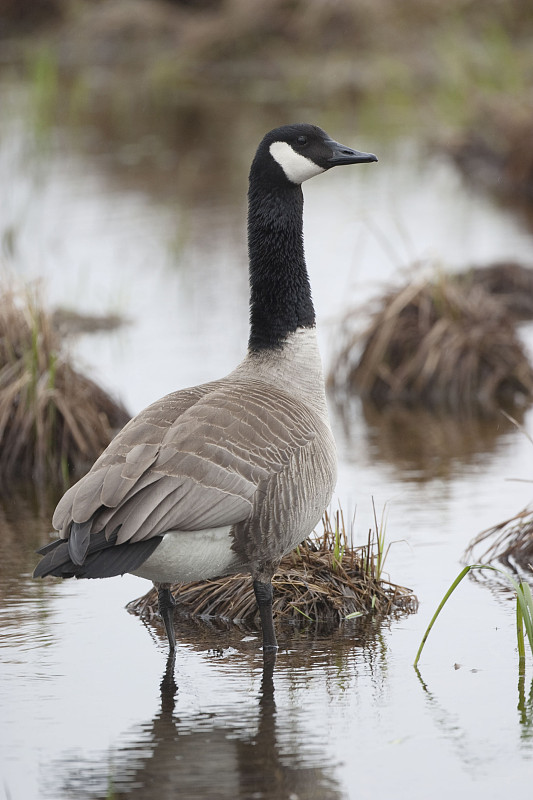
[332,511,345,571]
[414,564,533,670]
[371,498,391,582]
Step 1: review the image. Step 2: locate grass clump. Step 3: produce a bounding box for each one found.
[467,505,533,576]
[456,261,533,321]
[463,413,533,575]
[127,508,418,630]
[446,100,533,219]
[329,272,533,417]
[0,284,129,484]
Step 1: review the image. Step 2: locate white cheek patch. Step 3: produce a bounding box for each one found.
[269,141,325,184]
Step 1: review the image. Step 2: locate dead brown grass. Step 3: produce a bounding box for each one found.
[457,261,533,321]
[0,285,129,483]
[466,505,533,576]
[51,307,126,336]
[462,415,533,578]
[329,274,533,417]
[127,510,418,628]
[447,100,533,220]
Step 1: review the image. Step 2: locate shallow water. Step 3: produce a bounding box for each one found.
[1,84,533,799]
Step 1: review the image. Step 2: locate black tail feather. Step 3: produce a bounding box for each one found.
[36,538,65,556]
[68,521,92,566]
[33,527,162,579]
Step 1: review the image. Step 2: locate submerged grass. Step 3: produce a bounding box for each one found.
[0,284,129,484]
[127,507,418,630]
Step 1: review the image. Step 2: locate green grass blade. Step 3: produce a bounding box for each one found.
[414,565,481,668]
[291,605,313,621]
[517,581,533,655]
[517,597,526,674]
[485,568,533,657]
[414,563,533,669]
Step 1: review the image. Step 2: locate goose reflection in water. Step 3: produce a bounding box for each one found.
[46,652,343,800]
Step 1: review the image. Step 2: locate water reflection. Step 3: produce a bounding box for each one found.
[414,666,476,768]
[0,484,58,599]
[45,650,345,800]
[517,672,533,746]
[137,609,391,699]
[416,665,533,763]
[334,396,520,482]
[0,486,62,656]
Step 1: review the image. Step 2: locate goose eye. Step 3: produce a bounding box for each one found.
[296,135,308,146]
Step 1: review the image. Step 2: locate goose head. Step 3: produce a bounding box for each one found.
[251,123,378,187]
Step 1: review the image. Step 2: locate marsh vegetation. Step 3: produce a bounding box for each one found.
[1,3,533,797]
[4,0,533,218]
[0,285,129,483]
[329,266,533,417]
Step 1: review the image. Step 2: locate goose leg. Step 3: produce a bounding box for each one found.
[160,649,178,713]
[157,583,177,650]
[253,579,278,652]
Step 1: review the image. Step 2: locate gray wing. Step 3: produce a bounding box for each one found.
[52,379,319,559]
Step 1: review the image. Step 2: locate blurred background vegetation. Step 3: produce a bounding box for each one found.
[1,0,532,216]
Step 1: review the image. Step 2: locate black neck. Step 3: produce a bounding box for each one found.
[247,177,315,352]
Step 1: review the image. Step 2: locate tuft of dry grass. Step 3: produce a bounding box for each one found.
[126,509,418,629]
[0,284,129,484]
[456,261,533,321]
[51,307,126,336]
[447,100,533,219]
[329,274,533,417]
[0,0,62,32]
[466,506,533,576]
[465,415,533,579]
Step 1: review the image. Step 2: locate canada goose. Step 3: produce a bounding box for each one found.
[34,124,377,654]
